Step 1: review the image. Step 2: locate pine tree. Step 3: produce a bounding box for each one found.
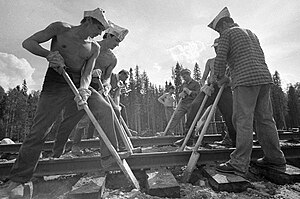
[193,62,202,83]
[287,85,299,128]
[22,79,28,95]
[4,85,28,141]
[174,62,182,99]
[294,82,300,126]
[270,71,287,129]
[134,65,142,132]
[0,85,7,139]
[165,81,168,91]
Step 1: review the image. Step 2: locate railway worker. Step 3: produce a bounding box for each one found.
[109,69,130,125]
[158,85,176,122]
[209,7,286,174]
[175,38,236,148]
[166,69,201,137]
[0,8,109,196]
[52,21,129,156]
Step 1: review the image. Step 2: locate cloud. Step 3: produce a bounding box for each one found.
[167,41,206,64]
[0,52,35,90]
[152,63,161,71]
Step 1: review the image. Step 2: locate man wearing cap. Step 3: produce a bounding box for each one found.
[166,68,200,137]
[52,21,129,157]
[0,8,109,196]
[175,38,236,147]
[208,7,286,175]
[97,21,129,91]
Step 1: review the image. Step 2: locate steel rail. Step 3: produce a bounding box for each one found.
[0,135,222,153]
[1,132,299,154]
[0,145,299,177]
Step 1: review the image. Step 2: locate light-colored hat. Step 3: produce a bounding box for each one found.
[105,21,129,42]
[180,68,191,75]
[211,38,219,47]
[84,8,109,29]
[208,7,231,30]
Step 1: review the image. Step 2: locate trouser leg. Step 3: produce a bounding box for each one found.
[9,92,66,183]
[88,90,118,157]
[255,84,286,164]
[52,96,85,158]
[228,86,257,173]
[86,120,94,139]
[185,92,206,130]
[167,104,188,135]
[217,86,236,145]
[120,103,129,125]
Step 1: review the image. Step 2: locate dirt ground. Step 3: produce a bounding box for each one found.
[1,144,300,198]
[66,145,300,199]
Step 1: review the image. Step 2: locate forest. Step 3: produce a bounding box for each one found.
[0,62,300,142]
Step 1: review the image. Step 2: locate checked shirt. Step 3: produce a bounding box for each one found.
[214,23,273,88]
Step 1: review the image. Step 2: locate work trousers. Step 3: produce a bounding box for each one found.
[9,86,84,183]
[166,102,192,135]
[186,84,236,145]
[164,106,174,122]
[228,84,286,173]
[53,88,118,158]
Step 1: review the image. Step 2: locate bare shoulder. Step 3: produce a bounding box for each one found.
[46,21,72,35]
[91,39,100,52]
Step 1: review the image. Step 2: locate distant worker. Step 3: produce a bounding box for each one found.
[166,69,200,137]
[109,69,130,125]
[158,85,176,122]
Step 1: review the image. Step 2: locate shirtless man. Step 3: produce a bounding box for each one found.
[0,8,109,196]
[158,85,176,122]
[109,69,130,124]
[52,21,129,156]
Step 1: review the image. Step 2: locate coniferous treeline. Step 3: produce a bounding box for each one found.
[0,65,299,142]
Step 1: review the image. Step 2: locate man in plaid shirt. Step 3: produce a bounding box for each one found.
[209,7,286,174]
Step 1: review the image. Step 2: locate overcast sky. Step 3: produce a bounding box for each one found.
[0,0,299,91]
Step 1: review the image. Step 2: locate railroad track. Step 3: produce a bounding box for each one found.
[0,131,299,153]
[0,145,299,178]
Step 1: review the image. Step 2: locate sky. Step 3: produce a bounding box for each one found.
[0,0,300,92]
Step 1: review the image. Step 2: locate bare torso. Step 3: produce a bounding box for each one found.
[95,48,116,81]
[50,23,96,73]
[207,58,215,84]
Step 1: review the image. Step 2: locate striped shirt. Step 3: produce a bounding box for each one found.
[214,23,273,88]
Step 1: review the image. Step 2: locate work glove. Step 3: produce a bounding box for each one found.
[183,87,192,95]
[200,84,214,96]
[200,79,206,87]
[217,76,231,87]
[46,51,66,75]
[179,91,186,99]
[74,88,92,110]
[102,84,111,96]
[92,69,102,78]
[117,105,122,111]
